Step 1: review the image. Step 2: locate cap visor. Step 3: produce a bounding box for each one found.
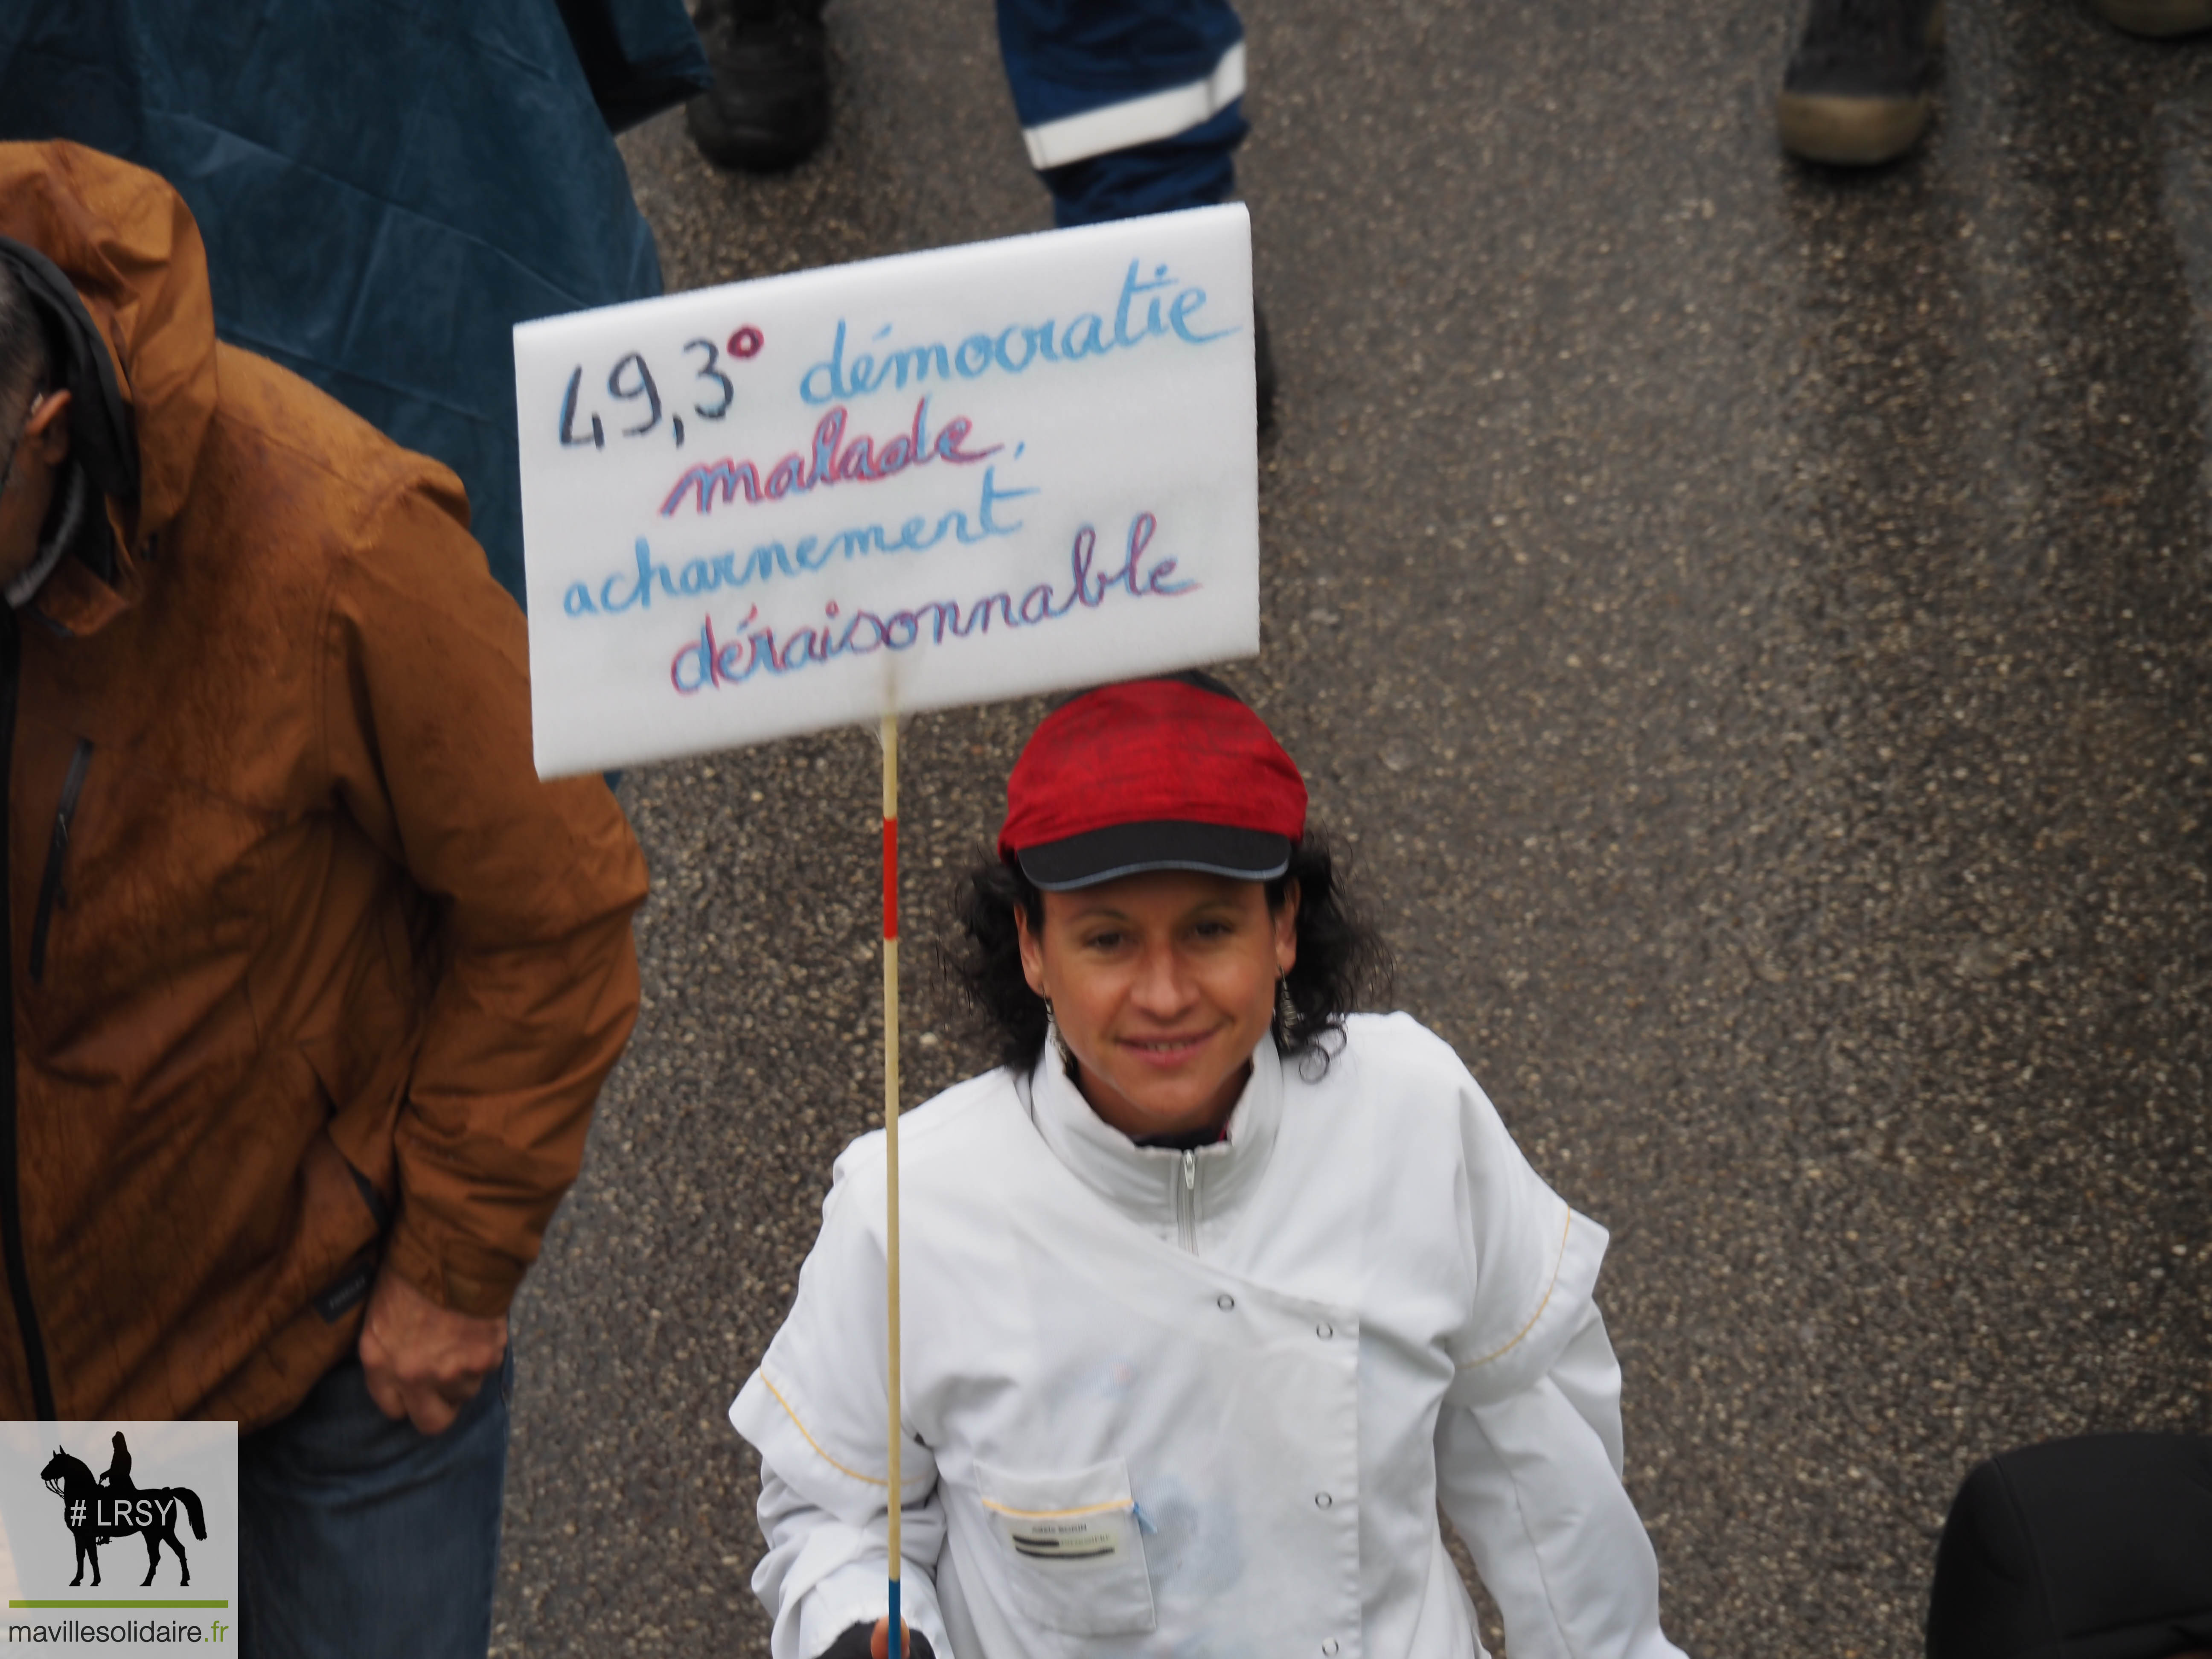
[1017,821,1293,891]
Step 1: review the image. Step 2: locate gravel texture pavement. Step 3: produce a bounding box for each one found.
[492,1,2212,1653]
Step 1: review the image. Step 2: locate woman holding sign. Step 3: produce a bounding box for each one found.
[729,673,1686,1659]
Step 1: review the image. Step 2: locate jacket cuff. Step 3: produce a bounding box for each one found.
[381,1219,526,1318]
[800,1563,947,1659]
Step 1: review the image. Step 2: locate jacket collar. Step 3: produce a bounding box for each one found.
[1025,1030,1284,1248]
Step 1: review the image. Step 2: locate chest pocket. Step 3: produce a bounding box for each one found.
[974,1456,1155,1638]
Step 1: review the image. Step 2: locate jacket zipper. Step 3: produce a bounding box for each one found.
[28,738,91,986]
[1176,1150,1199,1254]
[0,606,56,1417]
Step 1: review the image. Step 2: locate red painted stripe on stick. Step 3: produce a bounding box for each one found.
[883,818,899,940]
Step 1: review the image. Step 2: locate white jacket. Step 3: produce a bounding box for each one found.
[729,1013,1686,1659]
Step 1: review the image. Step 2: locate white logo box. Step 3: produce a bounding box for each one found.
[0,1421,236,1655]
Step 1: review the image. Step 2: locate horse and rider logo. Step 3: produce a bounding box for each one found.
[38,1432,208,1588]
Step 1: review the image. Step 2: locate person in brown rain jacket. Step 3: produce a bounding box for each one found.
[0,140,649,1656]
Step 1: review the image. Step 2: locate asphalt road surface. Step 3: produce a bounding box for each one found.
[491,1,2212,1653]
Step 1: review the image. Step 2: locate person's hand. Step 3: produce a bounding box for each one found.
[357,1264,508,1435]
[821,1618,933,1659]
[868,1619,931,1659]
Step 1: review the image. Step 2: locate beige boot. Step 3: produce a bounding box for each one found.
[2094,0,2212,36]
[1777,0,1946,167]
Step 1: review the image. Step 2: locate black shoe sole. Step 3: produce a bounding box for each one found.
[685,95,829,172]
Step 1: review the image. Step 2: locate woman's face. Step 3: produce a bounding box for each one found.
[1016,870,1298,1140]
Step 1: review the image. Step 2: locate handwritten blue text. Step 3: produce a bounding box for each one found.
[669,514,1191,692]
[800,261,1238,406]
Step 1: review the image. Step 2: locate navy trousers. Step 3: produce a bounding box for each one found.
[995,0,1249,227]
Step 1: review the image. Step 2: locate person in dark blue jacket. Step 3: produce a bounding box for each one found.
[995,0,1274,422]
[686,0,1273,422]
[0,0,707,608]
[688,0,1244,224]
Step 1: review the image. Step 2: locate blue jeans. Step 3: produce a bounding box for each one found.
[238,1348,513,1659]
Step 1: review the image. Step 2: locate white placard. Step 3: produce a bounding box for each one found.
[515,206,1260,777]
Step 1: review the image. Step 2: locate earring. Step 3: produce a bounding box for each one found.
[1275,974,1295,1030]
[1044,1002,1077,1073]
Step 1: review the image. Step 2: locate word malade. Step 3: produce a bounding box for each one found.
[563,466,1035,617]
[661,398,995,517]
[800,260,1234,406]
[672,513,1190,693]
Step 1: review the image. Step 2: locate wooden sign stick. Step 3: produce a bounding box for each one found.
[880,713,904,1659]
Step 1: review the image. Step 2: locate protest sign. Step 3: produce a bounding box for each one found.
[515,204,1260,777]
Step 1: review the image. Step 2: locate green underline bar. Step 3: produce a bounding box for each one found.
[8,1599,230,1608]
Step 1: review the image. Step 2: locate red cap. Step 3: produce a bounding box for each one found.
[998,674,1309,891]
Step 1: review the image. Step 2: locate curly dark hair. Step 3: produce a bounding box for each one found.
[944,829,1393,1077]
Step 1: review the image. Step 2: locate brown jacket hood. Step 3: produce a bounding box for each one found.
[0,140,217,635]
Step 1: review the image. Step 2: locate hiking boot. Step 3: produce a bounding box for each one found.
[1777,0,1944,166]
[685,0,831,173]
[2094,0,2212,35]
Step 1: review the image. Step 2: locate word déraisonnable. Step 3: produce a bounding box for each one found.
[563,465,1036,618]
[660,397,997,518]
[799,260,1236,407]
[670,512,1190,693]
